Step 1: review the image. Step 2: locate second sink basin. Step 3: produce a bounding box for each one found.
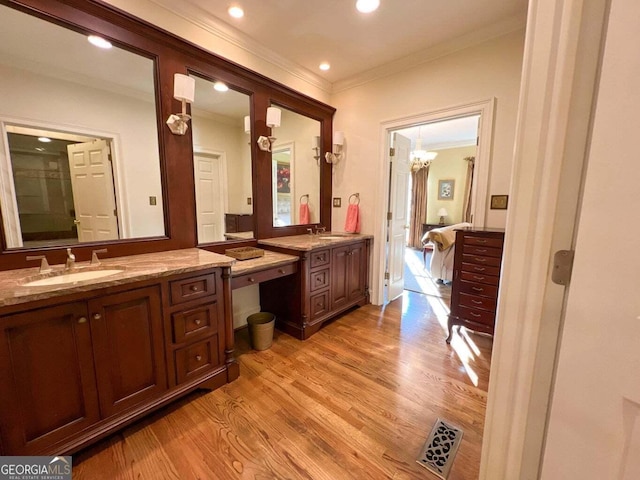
[318,236,348,240]
[23,269,124,287]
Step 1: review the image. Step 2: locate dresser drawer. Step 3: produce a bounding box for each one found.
[231,263,297,289]
[458,306,496,327]
[172,303,218,344]
[459,292,497,312]
[175,336,220,384]
[169,273,216,305]
[460,271,500,286]
[462,235,503,248]
[310,291,330,319]
[460,262,501,277]
[310,268,330,292]
[463,244,502,257]
[461,254,502,268]
[310,249,330,268]
[459,280,498,298]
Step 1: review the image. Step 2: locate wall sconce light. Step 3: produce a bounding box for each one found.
[325,131,344,164]
[167,74,195,135]
[311,135,321,165]
[437,207,449,225]
[244,115,251,134]
[257,106,281,152]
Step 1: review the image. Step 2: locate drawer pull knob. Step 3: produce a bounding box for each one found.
[190,285,199,292]
[472,287,484,292]
[473,276,485,280]
[476,239,488,243]
[474,267,486,272]
[316,256,323,261]
[475,249,487,253]
[470,312,481,317]
[248,277,255,283]
[471,300,483,305]
[195,355,202,362]
[194,319,202,326]
[93,313,102,320]
[475,258,487,262]
[78,317,87,324]
[278,269,286,274]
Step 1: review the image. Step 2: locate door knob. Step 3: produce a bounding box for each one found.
[93,313,102,320]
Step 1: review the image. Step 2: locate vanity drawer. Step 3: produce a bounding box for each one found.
[310,268,330,292]
[231,263,297,289]
[460,262,501,277]
[310,291,330,320]
[175,336,220,384]
[461,254,502,268]
[459,293,497,312]
[459,280,498,299]
[310,249,330,269]
[169,273,216,305]
[172,303,218,344]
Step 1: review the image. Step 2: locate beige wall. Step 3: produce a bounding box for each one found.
[425,146,476,224]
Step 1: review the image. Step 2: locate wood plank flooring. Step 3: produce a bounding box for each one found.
[73,291,492,479]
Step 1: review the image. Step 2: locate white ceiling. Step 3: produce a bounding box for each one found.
[149,0,528,88]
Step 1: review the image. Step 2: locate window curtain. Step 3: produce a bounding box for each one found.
[463,156,475,223]
[409,164,429,248]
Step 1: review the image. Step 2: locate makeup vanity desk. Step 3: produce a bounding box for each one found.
[230,250,299,290]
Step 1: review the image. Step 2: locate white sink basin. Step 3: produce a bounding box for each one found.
[23,269,124,287]
[319,235,348,240]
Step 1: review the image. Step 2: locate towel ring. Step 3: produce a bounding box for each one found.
[349,193,360,205]
[300,194,309,204]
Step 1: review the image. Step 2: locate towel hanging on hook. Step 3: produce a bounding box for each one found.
[349,193,360,205]
[299,194,309,204]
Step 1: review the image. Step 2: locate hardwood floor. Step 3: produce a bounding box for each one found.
[73,291,492,479]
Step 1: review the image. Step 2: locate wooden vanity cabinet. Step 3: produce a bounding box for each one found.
[0,267,234,456]
[261,238,371,340]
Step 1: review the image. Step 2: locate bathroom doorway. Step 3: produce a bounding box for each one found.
[380,99,494,305]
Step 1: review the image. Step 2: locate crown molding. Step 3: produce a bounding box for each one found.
[332,14,527,94]
[147,0,332,94]
[426,139,478,151]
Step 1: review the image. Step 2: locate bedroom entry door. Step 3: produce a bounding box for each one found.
[386,133,411,301]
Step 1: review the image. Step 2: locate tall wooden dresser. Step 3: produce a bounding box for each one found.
[446,228,505,343]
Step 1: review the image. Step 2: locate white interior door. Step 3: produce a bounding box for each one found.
[386,133,411,301]
[67,139,118,242]
[194,152,225,243]
[541,0,640,477]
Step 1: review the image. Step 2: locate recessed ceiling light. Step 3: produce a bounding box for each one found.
[87,35,112,49]
[356,0,380,13]
[214,81,229,92]
[228,6,244,18]
[319,63,330,71]
[37,137,52,143]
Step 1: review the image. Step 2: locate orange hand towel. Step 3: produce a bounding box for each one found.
[344,204,360,233]
[299,203,310,224]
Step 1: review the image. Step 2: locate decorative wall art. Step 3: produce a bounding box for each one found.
[438,179,455,200]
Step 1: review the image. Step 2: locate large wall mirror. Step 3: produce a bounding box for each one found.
[0,3,164,250]
[190,75,253,243]
[271,105,321,227]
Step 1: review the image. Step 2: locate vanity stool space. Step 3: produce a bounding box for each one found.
[258,234,372,340]
[0,249,237,456]
[446,228,505,344]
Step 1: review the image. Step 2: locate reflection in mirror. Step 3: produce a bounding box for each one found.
[271,106,321,227]
[190,75,252,243]
[0,4,164,249]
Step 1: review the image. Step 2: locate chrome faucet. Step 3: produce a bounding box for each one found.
[307,228,314,235]
[26,254,51,273]
[65,248,76,271]
[316,226,326,234]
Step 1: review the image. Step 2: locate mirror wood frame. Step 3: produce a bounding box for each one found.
[0,0,335,270]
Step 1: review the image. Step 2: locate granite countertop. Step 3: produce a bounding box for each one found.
[258,232,373,252]
[231,250,299,275]
[0,248,235,307]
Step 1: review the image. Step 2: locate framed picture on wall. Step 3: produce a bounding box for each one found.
[438,179,455,200]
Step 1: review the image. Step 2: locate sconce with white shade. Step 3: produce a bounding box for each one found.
[325,131,344,164]
[437,207,449,225]
[244,115,251,134]
[311,135,321,165]
[166,73,195,135]
[257,106,281,152]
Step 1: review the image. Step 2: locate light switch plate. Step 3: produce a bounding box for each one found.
[333,197,342,207]
[149,196,157,206]
[247,197,252,205]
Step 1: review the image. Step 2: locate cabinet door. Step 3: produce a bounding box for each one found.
[89,286,167,418]
[0,302,99,454]
[331,245,349,309]
[347,242,366,302]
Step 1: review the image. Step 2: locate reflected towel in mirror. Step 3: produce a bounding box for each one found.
[299,203,310,224]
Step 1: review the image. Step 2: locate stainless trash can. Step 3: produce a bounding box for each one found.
[247,312,275,351]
